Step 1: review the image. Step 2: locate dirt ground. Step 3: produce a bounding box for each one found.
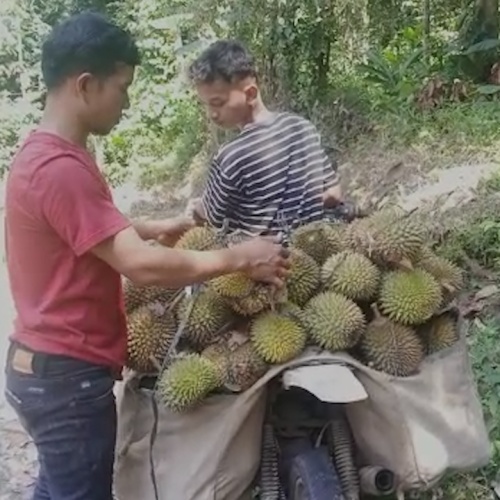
[0,157,498,499]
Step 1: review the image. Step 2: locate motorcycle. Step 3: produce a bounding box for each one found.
[254,202,399,500]
[257,360,399,500]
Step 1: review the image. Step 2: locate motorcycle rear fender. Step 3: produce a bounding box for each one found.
[281,363,368,403]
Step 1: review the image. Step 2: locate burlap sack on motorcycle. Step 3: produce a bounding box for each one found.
[113,313,490,499]
[113,374,268,500]
[343,313,491,491]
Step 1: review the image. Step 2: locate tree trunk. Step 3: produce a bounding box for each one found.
[423,0,431,63]
[477,0,499,38]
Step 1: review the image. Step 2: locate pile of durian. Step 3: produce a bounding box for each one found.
[123,206,465,413]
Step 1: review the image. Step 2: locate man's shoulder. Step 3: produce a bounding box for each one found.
[11,132,87,175]
[13,131,98,187]
[278,111,314,127]
[214,112,314,164]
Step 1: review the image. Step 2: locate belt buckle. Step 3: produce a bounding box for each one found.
[11,348,35,375]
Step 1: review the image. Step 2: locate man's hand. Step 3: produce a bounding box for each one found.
[155,217,196,247]
[232,236,290,288]
[184,197,206,226]
[323,185,343,208]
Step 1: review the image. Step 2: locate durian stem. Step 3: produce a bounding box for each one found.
[165,289,185,313]
[149,355,163,372]
[370,303,382,319]
[396,257,414,271]
[442,282,456,293]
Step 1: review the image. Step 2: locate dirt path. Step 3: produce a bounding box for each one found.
[0,161,497,498]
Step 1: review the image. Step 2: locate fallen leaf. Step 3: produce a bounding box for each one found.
[475,285,499,301]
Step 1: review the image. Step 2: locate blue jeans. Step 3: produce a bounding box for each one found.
[4,343,117,500]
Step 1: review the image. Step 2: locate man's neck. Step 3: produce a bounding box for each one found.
[38,93,89,148]
[239,100,272,130]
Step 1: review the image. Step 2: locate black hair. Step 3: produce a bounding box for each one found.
[41,11,141,90]
[188,39,257,84]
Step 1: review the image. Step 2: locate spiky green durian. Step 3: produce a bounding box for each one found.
[209,272,255,299]
[123,279,181,315]
[304,292,366,351]
[341,206,404,251]
[344,208,424,268]
[418,312,460,355]
[201,342,231,386]
[126,305,177,373]
[285,247,321,306]
[359,306,424,376]
[321,251,381,302]
[157,354,219,412]
[291,220,343,264]
[416,247,465,295]
[177,291,234,347]
[226,342,268,391]
[378,269,443,325]
[226,284,279,317]
[250,310,307,364]
[174,225,222,251]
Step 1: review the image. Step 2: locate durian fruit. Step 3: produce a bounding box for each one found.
[321,251,381,302]
[250,308,307,364]
[123,278,147,313]
[418,312,459,355]
[226,342,268,391]
[359,206,406,227]
[291,220,343,264]
[156,354,220,412]
[344,208,424,268]
[378,269,443,325]
[123,279,180,314]
[304,292,366,352]
[415,246,464,297]
[341,207,403,250]
[126,305,177,373]
[279,301,308,328]
[359,306,424,377]
[201,342,231,386]
[209,272,255,299]
[177,291,234,348]
[285,247,321,306]
[174,225,223,251]
[227,284,278,317]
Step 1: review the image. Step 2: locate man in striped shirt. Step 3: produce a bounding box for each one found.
[189,39,343,236]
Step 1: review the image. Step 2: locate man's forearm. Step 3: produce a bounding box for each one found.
[129,245,246,288]
[133,219,162,241]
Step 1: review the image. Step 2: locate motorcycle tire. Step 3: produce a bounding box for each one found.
[287,446,345,500]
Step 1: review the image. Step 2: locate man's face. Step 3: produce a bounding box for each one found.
[195,78,255,129]
[77,64,135,136]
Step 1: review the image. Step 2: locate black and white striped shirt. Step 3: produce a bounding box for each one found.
[201,112,339,235]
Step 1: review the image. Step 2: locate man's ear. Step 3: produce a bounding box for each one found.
[75,72,94,101]
[244,83,259,104]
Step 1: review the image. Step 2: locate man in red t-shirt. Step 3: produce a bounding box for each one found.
[4,12,289,500]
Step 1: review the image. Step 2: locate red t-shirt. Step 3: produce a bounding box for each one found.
[5,131,132,371]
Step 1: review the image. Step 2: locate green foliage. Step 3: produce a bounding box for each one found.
[437,213,500,272]
[0,0,499,190]
[0,3,500,498]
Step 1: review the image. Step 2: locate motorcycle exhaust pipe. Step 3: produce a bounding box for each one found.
[359,466,396,496]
